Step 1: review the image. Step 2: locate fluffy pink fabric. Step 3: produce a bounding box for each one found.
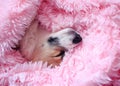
[0,0,120,86]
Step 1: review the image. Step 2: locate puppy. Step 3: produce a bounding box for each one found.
[19,20,82,66]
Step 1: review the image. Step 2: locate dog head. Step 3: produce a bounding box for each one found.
[34,28,82,66]
[19,20,82,66]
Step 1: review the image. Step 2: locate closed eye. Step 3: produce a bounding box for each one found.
[48,37,59,45]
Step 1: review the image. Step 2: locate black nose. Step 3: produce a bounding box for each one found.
[72,33,82,44]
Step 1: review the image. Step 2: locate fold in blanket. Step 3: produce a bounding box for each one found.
[0,0,120,86]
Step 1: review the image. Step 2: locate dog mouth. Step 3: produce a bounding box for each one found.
[54,50,65,59]
[52,45,68,59]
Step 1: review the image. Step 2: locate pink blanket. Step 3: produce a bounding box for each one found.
[0,0,120,86]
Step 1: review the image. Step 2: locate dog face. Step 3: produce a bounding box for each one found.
[19,20,82,67]
[32,28,82,66]
[47,28,82,50]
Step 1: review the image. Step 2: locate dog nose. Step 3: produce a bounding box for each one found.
[72,33,82,44]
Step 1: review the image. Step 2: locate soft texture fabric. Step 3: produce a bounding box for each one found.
[0,0,120,86]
